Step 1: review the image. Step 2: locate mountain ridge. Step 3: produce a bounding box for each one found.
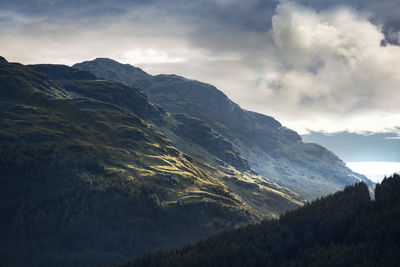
[1,57,302,266]
[74,58,374,200]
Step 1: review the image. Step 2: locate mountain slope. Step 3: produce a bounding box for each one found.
[1,58,302,266]
[74,58,374,200]
[30,63,303,216]
[120,174,400,267]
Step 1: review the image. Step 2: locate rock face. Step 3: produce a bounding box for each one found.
[74,58,374,200]
[1,58,302,266]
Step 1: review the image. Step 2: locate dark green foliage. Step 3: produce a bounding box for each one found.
[375,174,400,207]
[122,175,400,267]
[0,148,247,266]
[0,99,253,266]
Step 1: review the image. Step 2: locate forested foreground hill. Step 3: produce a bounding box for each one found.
[121,174,400,267]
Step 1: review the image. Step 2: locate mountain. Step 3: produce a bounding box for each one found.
[120,174,400,267]
[74,58,374,200]
[0,58,301,266]
[29,63,303,216]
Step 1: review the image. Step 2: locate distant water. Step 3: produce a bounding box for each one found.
[347,162,400,183]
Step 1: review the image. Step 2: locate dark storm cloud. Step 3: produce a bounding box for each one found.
[2,0,398,52]
[3,0,398,32]
[1,0,274,28]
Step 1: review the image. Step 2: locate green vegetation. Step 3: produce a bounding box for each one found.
[1,58,302,266]
[31,62,303,216]
[121,174,400,267]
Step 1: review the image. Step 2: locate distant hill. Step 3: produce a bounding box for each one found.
[0,58,301,266]
[74,58,374,200]
[120,174,400,267]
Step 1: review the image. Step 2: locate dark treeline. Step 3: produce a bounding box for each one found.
[123,174,400,267]
[0,150,245,267]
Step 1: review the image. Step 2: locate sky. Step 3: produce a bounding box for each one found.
[303,132,400,182]
[1,0,400,180]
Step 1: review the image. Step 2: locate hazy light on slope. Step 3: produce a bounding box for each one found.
[347,162,400,183]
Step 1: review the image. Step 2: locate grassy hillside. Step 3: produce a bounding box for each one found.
[31,63,303,216]
[120,174,400,267]
[1,58,302,266]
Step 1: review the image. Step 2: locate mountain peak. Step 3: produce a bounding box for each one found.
[0,56,8,63]
[93,57,120,63]
[73,58,151,88]
[75,58,148,74]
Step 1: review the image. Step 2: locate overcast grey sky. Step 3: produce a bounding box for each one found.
[1,0,400,137]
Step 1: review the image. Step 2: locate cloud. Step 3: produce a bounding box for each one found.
[248,1,400,133]
[386,29,400,44]
[1,0,400,135]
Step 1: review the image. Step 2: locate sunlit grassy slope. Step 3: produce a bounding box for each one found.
[1,57,302,266]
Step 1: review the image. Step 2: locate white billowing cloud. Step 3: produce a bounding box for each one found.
[249,1,400,133]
